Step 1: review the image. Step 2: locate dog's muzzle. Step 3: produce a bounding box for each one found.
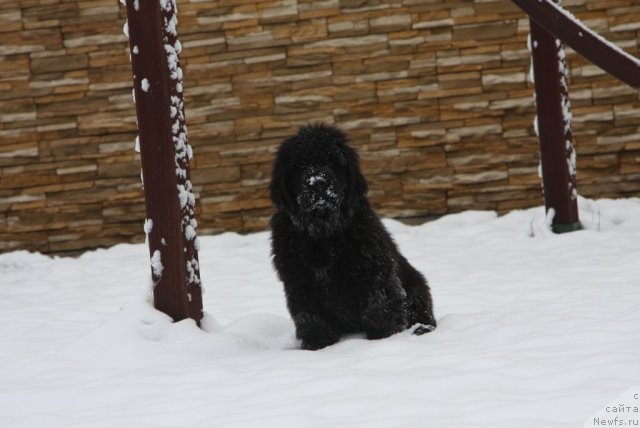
[297,169,340,213]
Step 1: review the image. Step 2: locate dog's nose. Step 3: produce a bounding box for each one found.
[300,169,339,210]
[307,174,327,191]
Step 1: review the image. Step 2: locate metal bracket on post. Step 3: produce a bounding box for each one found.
[529,16,581,233]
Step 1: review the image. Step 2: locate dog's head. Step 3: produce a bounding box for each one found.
[270,124,368,237]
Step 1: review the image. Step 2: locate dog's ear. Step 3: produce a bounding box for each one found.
[344,144,368,207]
[270,142,296,213]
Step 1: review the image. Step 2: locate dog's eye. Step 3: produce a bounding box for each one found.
[336,151,347,166]
[325,150,346,167]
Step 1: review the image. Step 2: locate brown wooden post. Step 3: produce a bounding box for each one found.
[529,17,581,233]
[124,0,203,324]
[512,0,640,231]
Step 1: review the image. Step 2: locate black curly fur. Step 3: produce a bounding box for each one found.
[270,124,436,350]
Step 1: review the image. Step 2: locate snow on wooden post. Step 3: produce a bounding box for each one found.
[529,16,581,233]
[123,0,203,325]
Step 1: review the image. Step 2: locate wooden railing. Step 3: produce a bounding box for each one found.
[512,0,640,88]
[511,0,640,233]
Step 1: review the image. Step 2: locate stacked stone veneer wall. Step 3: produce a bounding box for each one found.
[1,0,639,253]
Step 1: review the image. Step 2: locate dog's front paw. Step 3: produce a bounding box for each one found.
[362,307,407,340]
[365,323,406,340]
[362,291,409,340]
[300,334,339,351]
[294,312,340,350]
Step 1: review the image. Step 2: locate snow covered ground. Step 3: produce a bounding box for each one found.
[1,197,639,427]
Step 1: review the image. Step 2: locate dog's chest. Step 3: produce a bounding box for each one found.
[311,265,330,282]
[301,237,337,269]
[304,241,364,327]
[313,270,361,329]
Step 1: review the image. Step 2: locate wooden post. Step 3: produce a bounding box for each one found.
[124,0,203,324]
[512,0,640,231]
[529,17,581,233]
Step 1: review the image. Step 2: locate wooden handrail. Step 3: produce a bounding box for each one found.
[511,0,640,89]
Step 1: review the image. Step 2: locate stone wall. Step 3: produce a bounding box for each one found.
[1,0,639,254]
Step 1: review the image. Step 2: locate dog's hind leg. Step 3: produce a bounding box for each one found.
[398,258,436,335]
[406,291,437,335]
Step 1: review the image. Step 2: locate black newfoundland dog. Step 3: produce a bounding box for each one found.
[270,124,436,350]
